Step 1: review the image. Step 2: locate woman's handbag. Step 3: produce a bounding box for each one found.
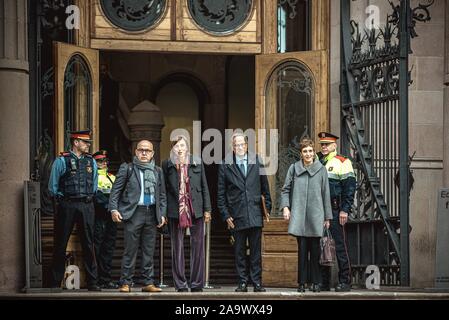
[320,227,336,266]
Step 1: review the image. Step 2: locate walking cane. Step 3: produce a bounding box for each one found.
[204,220,215,289]
[158,233,168,288]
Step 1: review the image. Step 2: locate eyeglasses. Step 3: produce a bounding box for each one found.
[233,143,247,148]
[137,148,153,154]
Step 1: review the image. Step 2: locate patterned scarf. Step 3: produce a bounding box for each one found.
[177,158,193,229]
[133,156,156,196]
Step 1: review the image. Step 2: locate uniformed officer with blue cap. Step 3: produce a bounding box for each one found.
[317,132,356,292]
[48,130,101,291]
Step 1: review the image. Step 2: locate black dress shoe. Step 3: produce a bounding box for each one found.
[100,281,119,289]
[235,283,248,292]
[312,284,321,292]
[190,288,203,292]
[88,285,102,292]
[177,288,189,292]
[297,284,306,292]
[335,283,351,292]
[320,284,331,291]
[253,284,266,292]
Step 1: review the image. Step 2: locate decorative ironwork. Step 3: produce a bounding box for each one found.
[32,130,55,215]
[39,0,71,39]
[100,0,167,32]
[279,0,298,19]
[187,0,253,34]
[41,67,54,98]
[276,63,313,95]
[341,0,433,286]
[64,55,90,89]
[388,0,434,41]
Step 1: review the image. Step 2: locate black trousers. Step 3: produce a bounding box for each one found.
[120,206,158,286]
[93,206,117,284]
[321,208,351,286]
[51,199,98,287]
[233,227,262,285]
[297,236,321,285]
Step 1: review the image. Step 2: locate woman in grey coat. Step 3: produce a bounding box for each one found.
[281,138,332,292]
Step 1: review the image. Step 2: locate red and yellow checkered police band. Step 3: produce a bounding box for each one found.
[70,130,92,141]
[93,150,108,160]
[318,131,339,144]
[93,154,107,160]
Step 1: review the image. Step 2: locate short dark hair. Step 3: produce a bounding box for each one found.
[299,138,315,153]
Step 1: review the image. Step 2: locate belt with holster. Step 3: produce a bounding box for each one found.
[61,196,93,203]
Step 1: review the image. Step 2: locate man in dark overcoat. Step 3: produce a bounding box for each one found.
[217,133,272,292]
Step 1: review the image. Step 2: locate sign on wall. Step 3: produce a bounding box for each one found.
[435,188,449,288]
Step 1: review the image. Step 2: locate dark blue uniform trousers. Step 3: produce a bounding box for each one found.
[93,206,117,284]
[321,208,351,286]
[51,199,98,287]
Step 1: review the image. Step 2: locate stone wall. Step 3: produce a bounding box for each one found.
[0,0,29,292]
[407,0,445,288]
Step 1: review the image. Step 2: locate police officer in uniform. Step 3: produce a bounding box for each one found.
[317,132,356,292]
[48,130,101,291]
[93,150,118,289]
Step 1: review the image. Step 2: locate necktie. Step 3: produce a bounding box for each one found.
[239,162,246,177]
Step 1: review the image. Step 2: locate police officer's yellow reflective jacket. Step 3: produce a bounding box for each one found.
[96,168,116,207]
[318,151,356,213]
[98,168,115,193]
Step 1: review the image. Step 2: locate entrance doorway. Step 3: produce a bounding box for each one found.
[97,52,255,286]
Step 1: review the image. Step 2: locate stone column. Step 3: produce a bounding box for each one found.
[0,0,29,291]
[443,1,449,187]
[127,100,165,164]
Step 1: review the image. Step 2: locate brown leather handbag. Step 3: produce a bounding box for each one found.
[320,228,336,266]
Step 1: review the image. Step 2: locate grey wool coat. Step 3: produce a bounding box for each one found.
[280,160,333,237]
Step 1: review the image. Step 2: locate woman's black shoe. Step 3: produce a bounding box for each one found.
[312,284,321,292]
[297,284,306,292]
[177,288,189,292]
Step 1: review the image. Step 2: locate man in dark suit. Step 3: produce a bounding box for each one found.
[108,140,167,293]
[217,133,272,292]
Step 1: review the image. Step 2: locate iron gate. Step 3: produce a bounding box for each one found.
[340,0,433,286]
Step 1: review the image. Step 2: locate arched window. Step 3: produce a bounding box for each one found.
[63,54,92,150]
[265,60,315,213]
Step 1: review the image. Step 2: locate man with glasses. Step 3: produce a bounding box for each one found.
[109,140,167,293]
[217,133,272,292]
[48,130,101,291]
